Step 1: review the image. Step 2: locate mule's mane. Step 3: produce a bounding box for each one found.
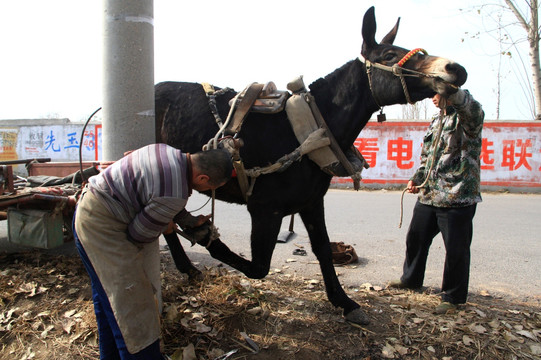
[309,60,360,94]
[308,59,378,147]
[309,59,375,112]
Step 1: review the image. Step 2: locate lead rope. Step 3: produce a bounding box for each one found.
[204,88,244,225]
[398,105,446,228]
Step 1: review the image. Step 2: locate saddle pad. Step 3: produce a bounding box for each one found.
[285,94,339,169]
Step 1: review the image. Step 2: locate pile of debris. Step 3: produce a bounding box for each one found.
[0,162,101,249]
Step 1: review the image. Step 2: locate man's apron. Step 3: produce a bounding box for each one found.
[75,190,161,353]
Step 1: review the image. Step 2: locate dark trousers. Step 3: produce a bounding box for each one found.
[401,200,477,304]
[73,209,164,360]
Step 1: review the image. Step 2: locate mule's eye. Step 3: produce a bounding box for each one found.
[383,53,395,61]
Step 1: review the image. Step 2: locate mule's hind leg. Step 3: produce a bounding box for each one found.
[203,238,254,275]
[299,199,370,325]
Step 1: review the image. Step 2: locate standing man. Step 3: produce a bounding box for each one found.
[389,89,484,314]
[73,144,233,359]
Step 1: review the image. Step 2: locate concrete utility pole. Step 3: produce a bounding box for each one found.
[102,0,155,161]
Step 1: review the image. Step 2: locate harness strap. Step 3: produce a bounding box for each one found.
[208,82,364,200]
[244,129,331,177]
[228,129,331,200]
[304,93,362,190]
[227,83,264,134]
[233,158,250,202]
[202,82,232,129]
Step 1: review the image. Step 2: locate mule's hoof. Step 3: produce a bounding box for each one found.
[187,268,204,282]
[345,308,370,325]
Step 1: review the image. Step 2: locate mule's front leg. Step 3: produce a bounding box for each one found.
[299,199,370,325]
[245,207,283,278]
[163,232,203,280]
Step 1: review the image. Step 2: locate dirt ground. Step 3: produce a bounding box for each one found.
[1,250,540,360]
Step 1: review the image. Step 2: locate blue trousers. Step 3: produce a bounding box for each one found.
[400,201,477,304]
[73,210,164,360]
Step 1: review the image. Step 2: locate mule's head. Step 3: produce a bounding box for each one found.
[360,6,467,105]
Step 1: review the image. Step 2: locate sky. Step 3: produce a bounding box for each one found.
[0,0,535,123]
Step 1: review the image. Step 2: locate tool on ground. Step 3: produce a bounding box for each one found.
[277,214,296,243]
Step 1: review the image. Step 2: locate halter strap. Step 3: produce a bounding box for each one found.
[360,47,430,106]
[395,48,427,103]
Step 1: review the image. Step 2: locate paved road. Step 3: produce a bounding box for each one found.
[1,189,540,303]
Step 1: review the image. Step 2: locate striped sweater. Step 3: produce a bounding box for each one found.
[88,144,191,243]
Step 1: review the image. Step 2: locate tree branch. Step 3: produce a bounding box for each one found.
[504,0,530,32]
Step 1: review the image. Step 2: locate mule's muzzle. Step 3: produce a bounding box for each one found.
[446,62,468,87]
[434,62,468,97]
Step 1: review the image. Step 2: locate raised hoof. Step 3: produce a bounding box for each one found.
[345,308,370,325]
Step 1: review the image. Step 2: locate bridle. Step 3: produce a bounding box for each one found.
[362,48,427,106]
[360,48,457,106]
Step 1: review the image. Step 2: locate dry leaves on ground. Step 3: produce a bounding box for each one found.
[0,251,540,360]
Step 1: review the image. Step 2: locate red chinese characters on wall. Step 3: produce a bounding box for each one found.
[354,138,379,167]
[387,137,414,170]
[481,138,495,170]
[500,139,533,171]
[337,121,541,188]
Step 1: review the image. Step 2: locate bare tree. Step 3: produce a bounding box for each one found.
[495,12,506,120]
[469,1,540,120]
[401,99,430,120]
[505,0,541,119]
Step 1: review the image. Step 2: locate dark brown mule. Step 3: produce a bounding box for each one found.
[156,6,467,325]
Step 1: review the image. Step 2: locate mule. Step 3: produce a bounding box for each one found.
[156,6,467,325]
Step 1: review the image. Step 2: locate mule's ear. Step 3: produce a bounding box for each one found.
[380,17,400,45]
[362,6,377,54]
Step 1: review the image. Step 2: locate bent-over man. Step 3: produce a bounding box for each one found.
[73,144,233,359]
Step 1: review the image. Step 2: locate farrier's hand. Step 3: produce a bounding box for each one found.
[163,221,177,235]
[406,180,419,194]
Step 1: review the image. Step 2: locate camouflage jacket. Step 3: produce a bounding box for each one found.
[411,90,484,207]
